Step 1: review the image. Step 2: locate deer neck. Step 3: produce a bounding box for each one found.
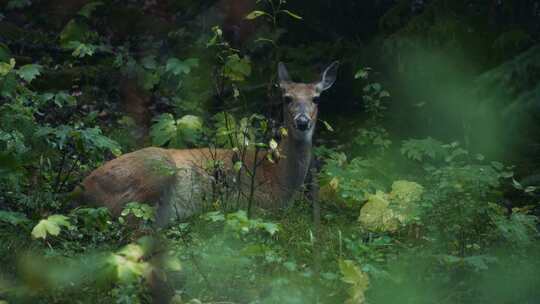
[277,132,313,201]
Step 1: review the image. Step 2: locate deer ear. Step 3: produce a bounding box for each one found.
[278,62,291,87]
[316,61,339,92]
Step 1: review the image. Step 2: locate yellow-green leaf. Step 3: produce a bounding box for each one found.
[245,10,268,20]
[233,161,243,172]
[321,120,334,132]
[177,115,203,130]
[339,259,369,304]
[0,58,16,77]
[280,9,303,20]
[31,215,71,239]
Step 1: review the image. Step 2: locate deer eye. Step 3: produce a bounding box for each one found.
[312,96,321,104]
[283,96,293,104]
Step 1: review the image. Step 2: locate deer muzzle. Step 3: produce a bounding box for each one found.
[294,114,311,131]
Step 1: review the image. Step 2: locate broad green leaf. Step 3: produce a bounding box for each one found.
[59,20,90,46]
[70,42,96,58]
[122,202,156,222]
[141,70,160,90]
[31,220,54,239]
[354,68,369,79]
[40,92,55,103]
[280,9,303,20]
[48,214,72,228]
[31,215,71,239]
[223,54,251,82]
[54,91,77,107]
[108,254,148,283]
[233,161,243,172]
[176,115,203,146]
[117,244,145,261]
[0,210,30,226]
[339,259,369,304]
[17,64,42,82]
[163,255,182,271]
[166,57,199,76]
[260,222,279,235]
[244,10,268,20]
[203,211,225,222]
[150,113,177,146]
[177,115,202,130]
[79,127,121,155]
[0,58,16,77]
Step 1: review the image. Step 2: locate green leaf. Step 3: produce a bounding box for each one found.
[69,42,96,58]
[59,20,90,46]
[141,71,160,90]
[280,9,303,20]
[176,114,203,146]
[108,244,151,284]
[233,161,243,172]
[269,138,278,150]
[54,91,77,107]
[79,127,121,155]
[203,211,225,222]
[339,259,369,304]
[223,54,251,82]
[31,215,71,239]
[0,58,16,77]
[150,113,177,146]
[78,1,103,18]
[17,64,42,82]
[321,120,334,132]
[244,10,268,20]
[355,68,370,79]
[166,57,199,76]
[260,222,279,235]
[163,254,182,271]
[48,214,72,228]
[117,243,145,261]
[122,202,156,222]
[177,115,203,130]
[0,210,30,226]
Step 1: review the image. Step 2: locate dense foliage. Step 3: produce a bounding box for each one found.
[1,0,539,303]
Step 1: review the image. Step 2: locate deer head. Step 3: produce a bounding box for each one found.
[278,61,339,142]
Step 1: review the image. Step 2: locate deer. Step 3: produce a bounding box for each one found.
[74,61,339,226]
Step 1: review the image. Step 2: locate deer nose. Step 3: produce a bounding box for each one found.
[294,115,311,131]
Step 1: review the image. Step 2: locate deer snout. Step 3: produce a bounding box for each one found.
[294,114,311,131]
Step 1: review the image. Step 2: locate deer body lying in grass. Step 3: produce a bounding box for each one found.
[76,62,339,225]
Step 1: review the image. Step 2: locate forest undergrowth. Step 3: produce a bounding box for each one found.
[1,1,540,303]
